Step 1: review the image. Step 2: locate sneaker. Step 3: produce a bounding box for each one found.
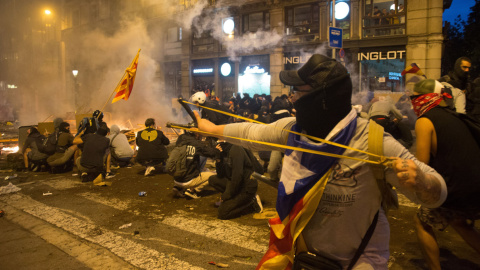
[253,194,263,213]
[172,187,185,198]
[105,172,115,179]
[145,166,155,176]
[110,165,120,170]
[184,189,200,199]
[81,172,90,182]
[30,164,40,172]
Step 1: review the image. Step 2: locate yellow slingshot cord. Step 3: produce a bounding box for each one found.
[183,100,383,158]
[169,124,393,167]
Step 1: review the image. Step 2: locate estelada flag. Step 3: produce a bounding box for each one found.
[256,119,357,269]
[112,49,140,103]
[401,63,424,76]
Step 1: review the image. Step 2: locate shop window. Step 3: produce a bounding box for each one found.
[242,11,270,33]
[360,58,405,92]
[363,0,405,38]
[330,1,351,40]
[285,4,320,44]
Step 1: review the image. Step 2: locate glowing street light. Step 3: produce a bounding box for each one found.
[45,10,51,15]
[72,70,78,77]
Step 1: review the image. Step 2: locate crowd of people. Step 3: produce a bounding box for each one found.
[19,54,480,269]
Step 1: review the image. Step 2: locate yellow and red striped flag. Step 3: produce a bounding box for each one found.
[112,49,140,103]
[401,63,424,76]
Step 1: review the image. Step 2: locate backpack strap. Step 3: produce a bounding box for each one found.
[368,120,399,212]
[109,133,119,147]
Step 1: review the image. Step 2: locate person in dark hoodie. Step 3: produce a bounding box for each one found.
[22,127,50,171]
[136,118,170,176]
[208,141,264,220]
[439,57,475,113]
[74,124,111,182]
[170,131,219,199]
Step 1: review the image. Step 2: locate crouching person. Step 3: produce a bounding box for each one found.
[47,122,77,173]
[208,141,264,220]
[136,118,170,176]
[167,131,218,199]
[74,125,111,182]
[107,125,134,168]
[22,127,50,171]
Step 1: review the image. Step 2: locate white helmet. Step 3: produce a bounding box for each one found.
[190,91,206,104]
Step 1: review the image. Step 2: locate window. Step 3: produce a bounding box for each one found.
[167,27,182,42]
[330,1,351,39]
[192,27,214,53]
[363,0,405,38]
[242,11,270,33]
[285,4,320,44]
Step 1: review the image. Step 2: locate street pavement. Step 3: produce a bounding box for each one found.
[0,161,479,270]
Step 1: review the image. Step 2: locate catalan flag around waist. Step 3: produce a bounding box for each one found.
[401,63,424,76]
[256,118,357,270]
[112,49,140,103]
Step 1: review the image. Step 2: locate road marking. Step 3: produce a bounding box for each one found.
[162,210,269,253]
[1,204,135,270]
[79,192,131,210]
[0,193,204,270]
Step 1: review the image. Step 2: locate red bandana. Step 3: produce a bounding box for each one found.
[410,93,444,117]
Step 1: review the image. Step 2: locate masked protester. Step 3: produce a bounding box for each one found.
[410,79,480,270]
[439,57,475,115]
[193,54,447,269]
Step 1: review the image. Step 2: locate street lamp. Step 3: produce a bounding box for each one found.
[44,10,51,15]
[72,70,79,111]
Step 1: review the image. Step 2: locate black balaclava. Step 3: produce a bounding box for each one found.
[280,54,352,139]
[59,122,70,133]
[453,57,470,81]
[294,78,352,139]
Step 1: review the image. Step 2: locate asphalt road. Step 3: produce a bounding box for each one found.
[0,160,479,270]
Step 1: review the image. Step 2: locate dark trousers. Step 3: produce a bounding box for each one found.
[208,175,256,220]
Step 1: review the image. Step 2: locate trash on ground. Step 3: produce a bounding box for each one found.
[43,192,52,196]
[133,230,139,235]
[138,191,147,197]
[4,174,17,180]
[72,173,78,176]
[0,182,21,195]
[208,261,216,265]
[119,223,132,229]
[216,263,229,268]
[0,210,4,217]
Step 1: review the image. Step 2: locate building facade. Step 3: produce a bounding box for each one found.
[58,0,443,107]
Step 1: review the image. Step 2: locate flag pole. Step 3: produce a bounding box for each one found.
[99,70,128,114]
[99,49,141,115]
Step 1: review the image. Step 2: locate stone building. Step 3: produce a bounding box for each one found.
[59,0,444,105]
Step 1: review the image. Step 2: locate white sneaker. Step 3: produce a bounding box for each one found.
[184,189,200,199]
[145,166,155,176]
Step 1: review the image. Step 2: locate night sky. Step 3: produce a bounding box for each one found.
[443,0,476,23]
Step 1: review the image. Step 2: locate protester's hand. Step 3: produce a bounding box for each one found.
[192,111,225,139]
[390,157,444,206]
[391,157,418,192]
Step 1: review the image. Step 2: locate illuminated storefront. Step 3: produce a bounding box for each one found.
[238,55,270,97]
[358,47,406,92]
[191,59,215,96]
